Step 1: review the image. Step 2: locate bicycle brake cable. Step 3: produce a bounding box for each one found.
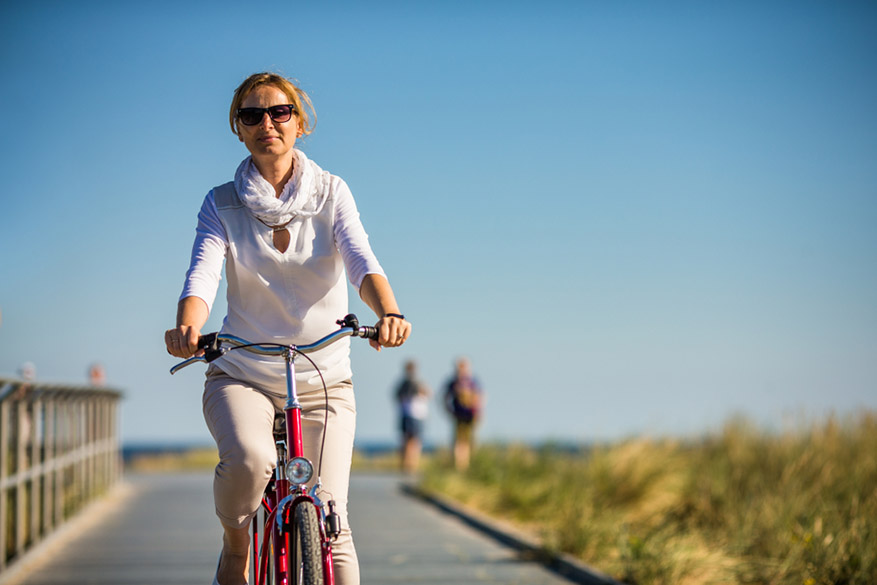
[290,349,330,481]
[223,342,332,481]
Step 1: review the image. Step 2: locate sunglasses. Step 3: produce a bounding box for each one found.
[237,104,296,126]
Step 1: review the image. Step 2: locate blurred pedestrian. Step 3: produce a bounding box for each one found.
[89,363,106,387]
[394,360,430,473]
[443,357,483,471]
[15,362,36,462]
[18,361,36,382]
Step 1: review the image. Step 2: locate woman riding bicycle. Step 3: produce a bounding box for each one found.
[164,72,410,585]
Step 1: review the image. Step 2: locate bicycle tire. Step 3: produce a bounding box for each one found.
[290,502,324,585]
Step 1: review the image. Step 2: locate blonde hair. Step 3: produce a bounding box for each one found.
[229,72,316,137]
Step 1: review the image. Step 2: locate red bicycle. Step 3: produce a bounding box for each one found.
[170,314,376,585]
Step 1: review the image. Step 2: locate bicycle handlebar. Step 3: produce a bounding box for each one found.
[169,314,378,375]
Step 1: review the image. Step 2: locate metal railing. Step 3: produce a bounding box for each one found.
[0,378,122,572]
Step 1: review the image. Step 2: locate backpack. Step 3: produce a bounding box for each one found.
[446,376,481,423]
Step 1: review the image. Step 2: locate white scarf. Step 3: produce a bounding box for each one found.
[234,149,329,227]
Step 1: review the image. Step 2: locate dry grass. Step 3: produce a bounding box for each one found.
[420,413,877,585]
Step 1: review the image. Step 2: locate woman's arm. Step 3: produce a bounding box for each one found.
[332,179,410,350]
[359,273,411,351]
[165,191,226,359]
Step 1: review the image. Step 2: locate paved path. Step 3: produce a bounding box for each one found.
[352,475,579,585]
[4,472,580,585]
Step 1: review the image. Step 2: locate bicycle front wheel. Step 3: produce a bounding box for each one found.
[289,502,324,585]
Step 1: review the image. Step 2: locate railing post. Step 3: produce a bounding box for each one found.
[111,396,121,484]
[29,398,41,550]
[15,399,26,560]
[55,397,66,528]
[1,396,9,572]
[83,400,91,502]
[43,400,55,536]
[75,399,84,510]
[102,398,112,490]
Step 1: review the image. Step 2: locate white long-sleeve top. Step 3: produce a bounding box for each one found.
[180,165,385,396]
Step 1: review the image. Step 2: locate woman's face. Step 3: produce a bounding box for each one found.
[237,84,301,162]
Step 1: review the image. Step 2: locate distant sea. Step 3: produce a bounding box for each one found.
[122,437,588,464]
[122,439,402,464]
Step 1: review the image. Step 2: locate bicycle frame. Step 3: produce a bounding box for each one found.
[255,345,335,585]
[170,315,376,585]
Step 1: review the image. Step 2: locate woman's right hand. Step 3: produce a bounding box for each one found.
[167,297,211,358]
[165,325,203,358]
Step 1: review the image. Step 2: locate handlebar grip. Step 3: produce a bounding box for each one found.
[197,332,223,362]
[359,326,378,340]
[198,332,218,349]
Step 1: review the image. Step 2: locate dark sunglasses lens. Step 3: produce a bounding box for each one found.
[268,105,293,122]
[238,108,264,126]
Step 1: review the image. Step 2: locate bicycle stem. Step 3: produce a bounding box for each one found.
[284,350,305,458]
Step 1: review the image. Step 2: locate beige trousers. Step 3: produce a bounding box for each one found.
[203,366,360,585]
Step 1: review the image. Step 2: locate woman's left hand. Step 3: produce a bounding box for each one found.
[372,314,411,351]
[358,274,410,351]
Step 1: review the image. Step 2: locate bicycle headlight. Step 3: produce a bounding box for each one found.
[285,457,314,485]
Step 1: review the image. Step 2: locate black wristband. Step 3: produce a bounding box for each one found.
[383,313,405,320]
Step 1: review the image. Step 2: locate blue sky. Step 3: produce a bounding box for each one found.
[1,1,875,447]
